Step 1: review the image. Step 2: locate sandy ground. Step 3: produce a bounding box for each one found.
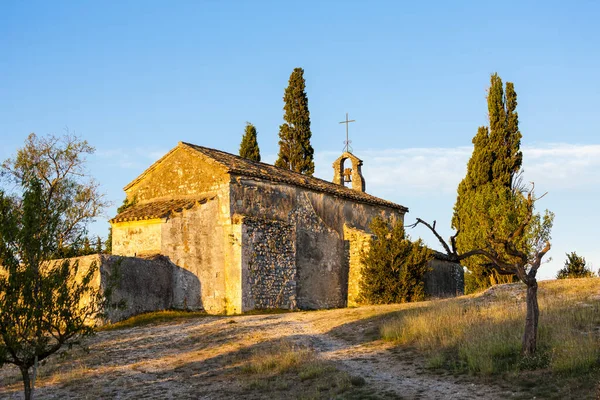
[0,305,531,399]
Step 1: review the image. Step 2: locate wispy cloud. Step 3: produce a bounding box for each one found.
[313,143,600,195]
[95,147,167,170]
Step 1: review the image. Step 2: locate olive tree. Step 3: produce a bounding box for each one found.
[0,133,107,399]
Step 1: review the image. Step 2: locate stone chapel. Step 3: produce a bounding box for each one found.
[109,142,461,315]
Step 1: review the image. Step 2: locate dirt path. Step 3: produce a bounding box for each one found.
[0,306,520,399]
[274,311,518,399]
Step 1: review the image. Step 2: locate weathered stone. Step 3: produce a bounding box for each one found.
[332,152,366,192]
[424,256,465,297]
[108,142,460,317]
[66,254,189,323]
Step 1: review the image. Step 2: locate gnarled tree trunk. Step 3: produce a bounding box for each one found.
[522,279,539,355]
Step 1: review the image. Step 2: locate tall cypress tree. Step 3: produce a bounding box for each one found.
[239,122,261,162]
[452,73,523,293]
[275,68,315,176]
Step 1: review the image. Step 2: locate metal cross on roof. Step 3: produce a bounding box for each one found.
[339,112,356,153]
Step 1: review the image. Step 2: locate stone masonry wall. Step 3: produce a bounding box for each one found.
[424,257,465,297]
[66,254,188,323]
[230,177,406,310]
[343,225,372,307]
[112,219,162,257]
[125,146,230,203]
[241,218,296,311]
[160,195,228,313]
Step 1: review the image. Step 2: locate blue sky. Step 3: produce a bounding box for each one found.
[1,1,599,279]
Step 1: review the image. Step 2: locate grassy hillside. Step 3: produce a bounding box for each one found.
[0,278,598,399]
[381,278,600,397]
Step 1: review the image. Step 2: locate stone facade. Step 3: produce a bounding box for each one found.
[110,142,459,316]
[241,217,296,310]
[344,225,372,307]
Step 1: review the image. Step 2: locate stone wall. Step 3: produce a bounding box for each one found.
[343,225,372,307]
[230,176,404,236]
[293,194,348,309]
[160,195,229,313]
[111,219,162,257]
[424,257,465,297]
[241,217,296,311]
[67,254,195,323]
[124,146,230,203]
[230,177,405,310]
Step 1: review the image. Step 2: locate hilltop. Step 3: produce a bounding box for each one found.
[1,279,598,399]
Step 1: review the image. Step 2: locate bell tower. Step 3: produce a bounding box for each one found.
[333,113,366,192]
[332,152,366,192]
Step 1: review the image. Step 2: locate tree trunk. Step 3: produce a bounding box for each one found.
[20,366,32,400]
[522,280,539,355]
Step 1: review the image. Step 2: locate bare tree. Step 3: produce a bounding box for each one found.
[410,187,553,355]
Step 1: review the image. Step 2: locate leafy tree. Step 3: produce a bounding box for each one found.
[275,67,315,175]
[415,184,553,356]
[556,252,595,279]
[1,133,108,250]
[359,217,432,304]
[0,178,103,400]
[452,74,523,293]
[50,235,100,259]
[0,133,107,399]
[239,122,261,162]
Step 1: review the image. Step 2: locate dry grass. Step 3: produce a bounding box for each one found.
[240,340,372,399]
[242,341,316,374]
[381,278,600,376]
[99,309,208,331]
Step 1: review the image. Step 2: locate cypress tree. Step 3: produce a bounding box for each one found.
[452,73,523,293]
[239,122,261,162]
[275,67,315,176]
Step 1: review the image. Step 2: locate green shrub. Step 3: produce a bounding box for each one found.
[359,217,432,304]
[556,252,595,279]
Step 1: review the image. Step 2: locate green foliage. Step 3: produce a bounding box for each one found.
[452,74,524,293]
[1,133,108,251]
[50,235,104,259]
[556,252,595,279]
[359,217,432,304]
[466,184,554,268]
[0,178,103,400]
[239,122,261,162]
[0,133,107,399]
[275,68,315,176]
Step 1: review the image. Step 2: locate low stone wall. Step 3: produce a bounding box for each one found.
[68,254,198,323]
[241,218,297,310]
[424,257,464,297]
[99,255,175,322]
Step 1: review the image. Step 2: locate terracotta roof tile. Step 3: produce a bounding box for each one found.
[181,142,408,212]
[110,197,212,223]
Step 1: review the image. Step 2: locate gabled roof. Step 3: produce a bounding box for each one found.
[122,142,408,212]
[181,142,407,212]
[110,197,213,223]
